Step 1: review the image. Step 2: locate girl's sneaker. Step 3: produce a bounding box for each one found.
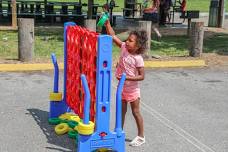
[129,136,146,147]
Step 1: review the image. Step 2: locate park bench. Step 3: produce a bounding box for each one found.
[180,10,200,22]
[0,0,87,24]
[17,1,44,20]
[110,14,121,26]
[169,0,199,25]
[180,10,200,35]
[0,0,45,21]
[122,7,137,18]
[122,0,142,19]
[0,1,3,19]
[0,0,120,26]
[0,0,10,18]
[44,2,87,24]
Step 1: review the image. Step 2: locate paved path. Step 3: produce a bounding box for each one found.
[113,12,228,30]
[0,66,228,152]
[121,67,228,152]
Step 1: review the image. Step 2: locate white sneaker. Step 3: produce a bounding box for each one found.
[129,136,146,147]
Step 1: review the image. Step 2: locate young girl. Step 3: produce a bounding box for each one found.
[105,20,148,147]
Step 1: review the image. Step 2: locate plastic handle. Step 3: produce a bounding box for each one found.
[115,73,126,137]
[51,53,59,93]
[81,74,91,124]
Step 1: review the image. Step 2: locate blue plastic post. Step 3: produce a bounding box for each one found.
[51,53,59,93]
[115,73,126,137]
[81,74,91,124]
[78,35,125,152]
[63,22,76,102]
[95,35,112,132]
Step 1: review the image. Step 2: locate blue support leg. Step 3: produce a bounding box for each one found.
[49,22,76,118]
[49,53,68,118]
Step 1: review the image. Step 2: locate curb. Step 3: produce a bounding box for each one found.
[0,63,64,72]
[0,60,205,72]
[144,60,206,68]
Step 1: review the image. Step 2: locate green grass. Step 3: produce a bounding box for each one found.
[187,0,210,12]
[1,29,228,61]
[0,27,120,61]
[150,35,189,56]
[38,0,228,12]
[34,28,64,58]
[187,0,228,12]
[0,28,64,60]
[204,34,228,55]
[151,34,228,56]
[0,31,18,59]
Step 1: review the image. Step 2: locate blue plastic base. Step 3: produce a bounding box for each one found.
[77,131,125,152]
[49,100,68,118]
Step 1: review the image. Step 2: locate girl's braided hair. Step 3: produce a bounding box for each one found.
[129,30,148,54]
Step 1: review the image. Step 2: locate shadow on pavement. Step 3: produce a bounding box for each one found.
[27,108,76,152]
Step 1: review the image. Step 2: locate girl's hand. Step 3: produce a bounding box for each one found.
[125,67,145,81]
[104,19,110,27]
[116,75,121,80]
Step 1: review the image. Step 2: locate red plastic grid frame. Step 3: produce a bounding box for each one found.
[66,25,98,121]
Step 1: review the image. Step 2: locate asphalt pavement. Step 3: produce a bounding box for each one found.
[0,66,228,152]
[113,12,228,30]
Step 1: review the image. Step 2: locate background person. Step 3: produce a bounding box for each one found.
[142,0,162,40]
[159,0,172,25]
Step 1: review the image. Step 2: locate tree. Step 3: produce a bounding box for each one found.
[87,0,94,19]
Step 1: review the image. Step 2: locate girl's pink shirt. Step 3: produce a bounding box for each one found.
[115,42,144,102]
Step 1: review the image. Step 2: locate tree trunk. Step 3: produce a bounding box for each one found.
[84,19,96,31]
[189,22,204,57]
[18,18,34,62]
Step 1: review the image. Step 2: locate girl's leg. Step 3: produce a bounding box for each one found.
[130,98,144,137]
[122,101,128,128]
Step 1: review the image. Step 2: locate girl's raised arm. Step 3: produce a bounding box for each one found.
[105,20,122,48]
